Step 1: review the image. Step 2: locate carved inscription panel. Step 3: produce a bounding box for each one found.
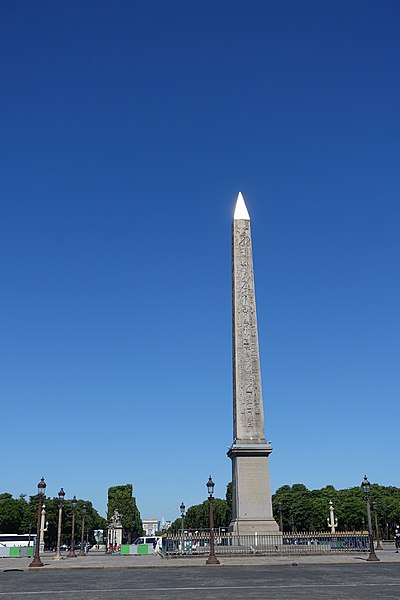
[233,220,265,439]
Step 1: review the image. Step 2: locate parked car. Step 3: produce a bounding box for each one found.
[74,542,92,551]
[282,537,309,545]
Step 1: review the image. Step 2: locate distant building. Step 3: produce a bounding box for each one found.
[142,519,158,536]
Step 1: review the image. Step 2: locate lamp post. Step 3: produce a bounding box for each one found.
[39,504,48,553]
[372,502,383,550]
[327,500,338,533]
[79,503,87,556]
[180,502,185,555]
[29,477,46,568]
[278,502,283,533]
[361,476,380,561]
[205,476,220,565]
[54,488,65,560]
[111,525,115,552]
[68,496,78,558]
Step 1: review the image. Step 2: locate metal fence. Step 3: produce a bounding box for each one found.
[163,531,369,557]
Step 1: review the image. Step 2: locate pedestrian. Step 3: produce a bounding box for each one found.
[395,528,400,553]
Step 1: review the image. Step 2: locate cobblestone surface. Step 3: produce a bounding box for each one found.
[1,547,399,571]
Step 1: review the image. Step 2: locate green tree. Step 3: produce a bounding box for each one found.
[0,491,107,547]
[107,484,142,543]
[167,482,400,539]
[0,493,13,500]
[272,482,400,537]
[170,497,230,533]
[60,498,107,548]
[20,495,40,535]
[0,494,27,533]
[18,494,107,549]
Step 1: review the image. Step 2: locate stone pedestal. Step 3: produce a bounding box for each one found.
[108,526,123,547]
[108,510,123,548]
[228,443,279,534]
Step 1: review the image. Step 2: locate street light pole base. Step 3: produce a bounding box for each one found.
[367,552,380,562]
[205,555,220,565]
[29,557,44,568]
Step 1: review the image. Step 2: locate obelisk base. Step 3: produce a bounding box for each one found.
[228,443,281,536]
[228,518,280,535]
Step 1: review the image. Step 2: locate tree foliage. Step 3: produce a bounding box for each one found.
[107,484,142,543]
[0,492,106,549]
[168,481,400,538]
[272,483,400,536]
[0,494,26,533]
[169,482,233,533]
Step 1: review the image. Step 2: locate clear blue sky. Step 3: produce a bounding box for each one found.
[1,1,399,523]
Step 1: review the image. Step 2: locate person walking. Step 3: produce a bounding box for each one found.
[395,528,400,553]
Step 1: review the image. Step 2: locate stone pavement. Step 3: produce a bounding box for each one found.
[2,548,400,571]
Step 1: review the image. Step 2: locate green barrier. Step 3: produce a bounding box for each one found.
[10,547,19,557]
[26,546,34,557]
[120,545,130,555]
[138,544,148,555]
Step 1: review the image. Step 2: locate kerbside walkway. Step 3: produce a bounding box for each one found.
[2,547,400,571]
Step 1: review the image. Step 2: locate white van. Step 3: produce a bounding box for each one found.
[133,536,162,550]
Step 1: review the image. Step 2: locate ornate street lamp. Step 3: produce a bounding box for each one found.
[278,502,283,533]
[372,502,383,551]
[111,524,115,552]
[68,496,78,558]
[54,488,65,560]
[180,502,185,555]
[327,500,338,533]
[205,476,220,565]
[79,503,87,556]
[29,477,46,568]
[361,476,380,561]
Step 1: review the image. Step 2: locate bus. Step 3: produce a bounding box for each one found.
[0,534,36,548]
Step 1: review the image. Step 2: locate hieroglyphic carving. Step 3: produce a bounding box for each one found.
[233,219,265,440]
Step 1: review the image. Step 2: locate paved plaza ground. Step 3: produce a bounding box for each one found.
[1,562,400,600]
[1,548,400,599]
[2,545,400,571]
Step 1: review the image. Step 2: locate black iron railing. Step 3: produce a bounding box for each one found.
[163,531,369,556]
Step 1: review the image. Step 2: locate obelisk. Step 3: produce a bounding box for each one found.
[228,192,279,535]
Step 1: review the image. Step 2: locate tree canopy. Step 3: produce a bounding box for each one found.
[273,483,400,535]
[169,483,232,533]
[0,495,26,533]
[168,481,400,538]
[107,484,143,543]
[0,492,106,548]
